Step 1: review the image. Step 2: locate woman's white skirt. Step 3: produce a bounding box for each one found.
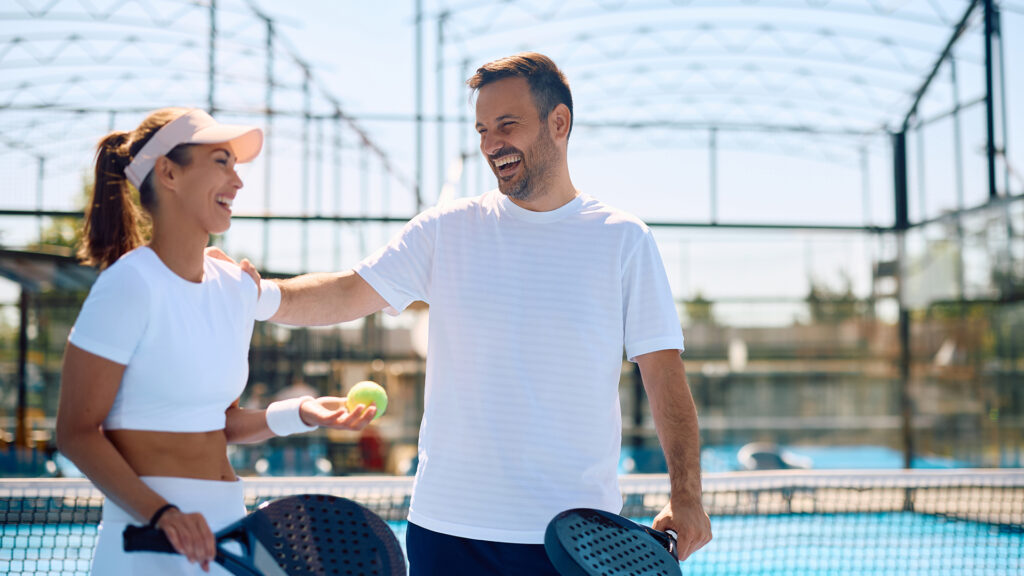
[90,476,246,576]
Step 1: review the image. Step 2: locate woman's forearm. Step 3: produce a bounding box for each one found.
[223,404,276,444]
[56,428,169,523]
[56,345,169,523]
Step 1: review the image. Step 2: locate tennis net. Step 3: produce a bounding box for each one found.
[2,469,1021,575]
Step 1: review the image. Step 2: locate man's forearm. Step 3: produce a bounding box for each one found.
[637,351,703,503]
[271,270,386,326]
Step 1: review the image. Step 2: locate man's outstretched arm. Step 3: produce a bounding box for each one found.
[270,270,388,326]
[208,248,389,326]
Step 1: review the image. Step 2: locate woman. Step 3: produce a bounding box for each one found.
[56,107,377,574]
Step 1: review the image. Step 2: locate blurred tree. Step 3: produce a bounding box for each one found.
[26,175,90,254]
[806,274,859,324]
[685,291,715,325]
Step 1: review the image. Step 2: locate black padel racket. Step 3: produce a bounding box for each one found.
[544,508,681,576]
[124,494,406,576]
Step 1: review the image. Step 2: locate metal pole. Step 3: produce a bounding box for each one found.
[436,12,447,203]
[946,61,962,301]
[951,60,966,211]
[381,161,391,248]
[983,0,998,199]
[897,274,913,470]
[993,4,1014,309]
[15,289,29,449]
[916,124,927,220]
[361,143,370,217]
[902,0,980,130]
[317,119,324,216]
[415,0,424,212]
[894,132,910,231]
[302,65,311,272]
[860,146,871,226]
[360,142,369,257]
[892,130,913,469]
[334,116,342,271]
[951,58,967,301]
[262,16,274,269]
[36,156,44,243]
[208,0,217,113]
[994,3,1009,196]
[867,234,878,323]
[709,128,718,224]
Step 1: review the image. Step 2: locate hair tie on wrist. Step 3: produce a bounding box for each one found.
[148,503,179,528]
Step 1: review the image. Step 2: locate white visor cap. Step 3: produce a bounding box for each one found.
[124,109,263,189]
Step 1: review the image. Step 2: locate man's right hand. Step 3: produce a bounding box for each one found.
[206,246,262,298]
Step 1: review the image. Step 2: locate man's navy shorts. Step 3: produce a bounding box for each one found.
[406,521,561,576]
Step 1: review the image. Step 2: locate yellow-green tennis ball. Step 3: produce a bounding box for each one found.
[346,381,388,421]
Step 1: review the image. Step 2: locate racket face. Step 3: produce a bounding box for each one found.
[243,494,406,576]
[545,509,681,576]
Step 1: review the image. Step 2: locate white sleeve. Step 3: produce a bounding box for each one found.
[254,279,281,321]
[353,208,438,316]
[622,227,685,361]
[68,264,150,365]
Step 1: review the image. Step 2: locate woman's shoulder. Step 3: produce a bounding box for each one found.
[96,247,154,286]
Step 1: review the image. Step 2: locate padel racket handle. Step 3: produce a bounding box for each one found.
[123,524,177,553]
[640,525,678,559]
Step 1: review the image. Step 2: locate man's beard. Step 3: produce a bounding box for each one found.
[495,125,557,203]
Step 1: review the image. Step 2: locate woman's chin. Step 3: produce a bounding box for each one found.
[210,221,232,235]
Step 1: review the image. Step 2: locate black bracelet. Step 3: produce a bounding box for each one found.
[148,503,179,528]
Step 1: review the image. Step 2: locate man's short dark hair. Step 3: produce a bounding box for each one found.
[467,52,574,139]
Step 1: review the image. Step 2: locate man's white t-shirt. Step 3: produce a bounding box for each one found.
[355,190,684,544]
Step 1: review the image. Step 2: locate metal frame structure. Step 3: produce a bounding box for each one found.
[1,0,420,450]
[416,0,1018,467]
[0,0,1021,464]
[421,0,1017,227]
[2,0,418,250]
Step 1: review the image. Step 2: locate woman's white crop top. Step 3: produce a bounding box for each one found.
[69,247,267,432]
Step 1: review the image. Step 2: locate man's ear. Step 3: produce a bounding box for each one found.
[549,103,571,141]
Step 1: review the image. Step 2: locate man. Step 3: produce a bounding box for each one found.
[248,52,711,575]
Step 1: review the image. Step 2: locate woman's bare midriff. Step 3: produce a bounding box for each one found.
[105,429,236,481]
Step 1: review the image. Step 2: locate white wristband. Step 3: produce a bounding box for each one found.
[266,396,317,436]
[254,279,281,321]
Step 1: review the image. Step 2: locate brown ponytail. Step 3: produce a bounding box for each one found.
[77,107,193,269]
[78,131,145,269]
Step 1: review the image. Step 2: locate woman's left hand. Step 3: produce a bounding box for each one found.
[300,396,377,430]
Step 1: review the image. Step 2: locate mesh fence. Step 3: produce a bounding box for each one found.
[1,470,1021,575]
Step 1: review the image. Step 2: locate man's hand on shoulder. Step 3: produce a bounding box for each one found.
[205,246,262,298]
